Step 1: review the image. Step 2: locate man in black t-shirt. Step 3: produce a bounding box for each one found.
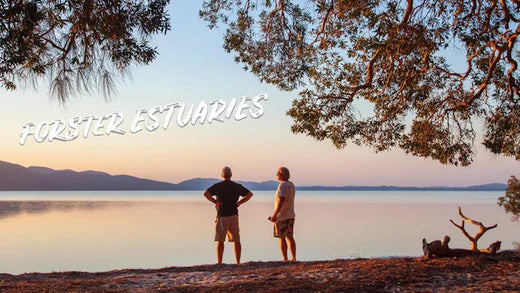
[203,166,253,264]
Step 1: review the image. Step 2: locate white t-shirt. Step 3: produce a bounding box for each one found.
[274,180,295,221]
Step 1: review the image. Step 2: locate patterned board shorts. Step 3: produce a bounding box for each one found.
[274,218,295,238]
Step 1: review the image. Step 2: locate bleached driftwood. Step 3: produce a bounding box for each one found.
[449,207,497,251]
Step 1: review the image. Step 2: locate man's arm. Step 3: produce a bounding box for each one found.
[204,190,217,204]
[270,196,285,222]
[237,191,253,207]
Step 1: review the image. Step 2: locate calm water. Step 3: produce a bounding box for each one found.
[0,190,517,274]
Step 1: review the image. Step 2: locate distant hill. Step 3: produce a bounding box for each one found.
[465,183,509,191]
[0,161,176,191]
[0,160,508,191]
[175,178,220,190]
[175,178,279,191]
[0,161,279,191]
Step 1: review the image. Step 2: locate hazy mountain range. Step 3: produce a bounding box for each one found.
[0,160,507,191]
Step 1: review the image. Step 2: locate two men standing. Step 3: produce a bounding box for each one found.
[203,166,297,264]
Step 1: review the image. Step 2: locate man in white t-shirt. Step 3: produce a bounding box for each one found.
[270,166,296,261]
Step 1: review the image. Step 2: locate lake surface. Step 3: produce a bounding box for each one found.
[0,190,517,274]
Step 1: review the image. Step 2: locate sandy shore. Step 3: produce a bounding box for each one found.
[0,252,518,292]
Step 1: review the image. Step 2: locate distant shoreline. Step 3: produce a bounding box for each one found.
[0,187,508,191]
[0,187,508,192]
[0,160,508,191]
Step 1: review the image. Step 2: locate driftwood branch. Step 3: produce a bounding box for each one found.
[423,235,502,259]
[449,206,498,250]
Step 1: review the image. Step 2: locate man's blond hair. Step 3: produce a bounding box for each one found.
[278,167,290,179]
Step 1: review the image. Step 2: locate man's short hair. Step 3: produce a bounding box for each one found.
[221,166,232,179]
[278,167,290,179]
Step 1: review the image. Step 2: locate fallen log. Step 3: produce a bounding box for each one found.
[422,235,501,259]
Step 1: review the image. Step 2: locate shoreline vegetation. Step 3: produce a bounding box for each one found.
[0,253,518,292]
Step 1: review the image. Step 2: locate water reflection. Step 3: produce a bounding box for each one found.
[0,201,129,220]
[0,195,516,275]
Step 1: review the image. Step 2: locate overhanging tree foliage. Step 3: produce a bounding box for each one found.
[200,0,520,218]
[499,176,520,221]
[0,0,170,102]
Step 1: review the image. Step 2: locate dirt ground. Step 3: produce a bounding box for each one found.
[0,252,518,292]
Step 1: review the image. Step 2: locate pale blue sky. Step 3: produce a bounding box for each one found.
[1,1,518,186]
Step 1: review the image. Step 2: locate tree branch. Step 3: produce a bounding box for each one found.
[449,219,475,242]
[466,44,503,106]
[347,47,382,96]
[313,0,334,45]
[505,27,519,100]
[42,37,66,53]
[399,0,414,30]
[450,206,498,250]
[458,206,498,230]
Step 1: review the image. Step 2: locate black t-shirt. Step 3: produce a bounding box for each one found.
[207,180,250,217]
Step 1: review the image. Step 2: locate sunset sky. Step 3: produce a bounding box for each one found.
[1,1,518,187]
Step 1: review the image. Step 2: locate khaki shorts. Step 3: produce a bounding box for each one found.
[215,215,240,242]
[274,218,295,238]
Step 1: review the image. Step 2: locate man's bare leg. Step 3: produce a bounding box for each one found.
[279,237,288,261]
[287,236,296,261]
[234,241,242,264]
[217,241,224,264]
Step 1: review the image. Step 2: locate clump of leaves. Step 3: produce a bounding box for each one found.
[201,0,520,220]
[499,176,520,222]
[0,0,171,102]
